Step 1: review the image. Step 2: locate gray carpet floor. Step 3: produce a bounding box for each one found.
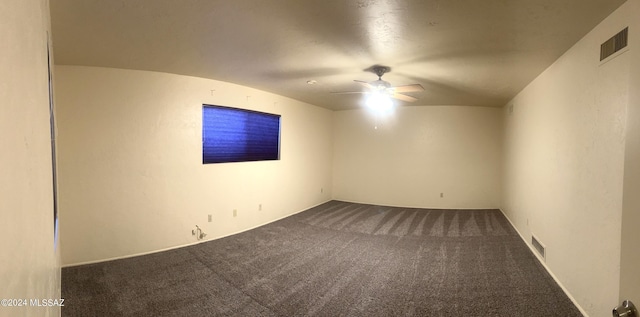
[62,200,582,316]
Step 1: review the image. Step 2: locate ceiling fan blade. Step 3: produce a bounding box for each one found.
[330,91,367,95]
[392,84,424,93]
[392,93,418,102]
[354,80,373,89]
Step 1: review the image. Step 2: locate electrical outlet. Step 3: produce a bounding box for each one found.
[440,192,444,198]
[259,204,262,211]
[321,187,324,193]
[233,209,237,217]
[208,214,212,222]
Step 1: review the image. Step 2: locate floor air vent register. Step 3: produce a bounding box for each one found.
[532,234,546,261]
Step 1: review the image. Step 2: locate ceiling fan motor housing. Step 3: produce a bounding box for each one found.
[372,79,392,90]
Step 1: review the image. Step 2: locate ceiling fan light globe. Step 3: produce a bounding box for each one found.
[366,93,393,114]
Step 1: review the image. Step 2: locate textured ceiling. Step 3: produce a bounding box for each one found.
[51,0,626,111]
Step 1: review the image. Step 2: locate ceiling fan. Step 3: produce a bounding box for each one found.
[332,65,424,102]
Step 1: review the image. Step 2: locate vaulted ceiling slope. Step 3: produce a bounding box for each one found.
[51,0,626,111]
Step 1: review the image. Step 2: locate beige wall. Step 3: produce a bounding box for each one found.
[50,2,640,314]
[333,106,502,209]
[0,0,61,316]
[620,0,640,304]
[501,2,633,316]
[56,66,333,266]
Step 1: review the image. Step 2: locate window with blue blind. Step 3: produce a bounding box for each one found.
[202,105,281,164]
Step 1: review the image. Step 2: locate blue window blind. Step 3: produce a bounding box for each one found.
[202,105,281,164]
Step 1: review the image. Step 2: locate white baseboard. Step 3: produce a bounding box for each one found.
[62,199,332,268]
[333,198,500,210]
[498,209,588,317]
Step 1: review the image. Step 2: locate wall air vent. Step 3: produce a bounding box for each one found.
[531,234,546,261]
[600,27,628,61]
